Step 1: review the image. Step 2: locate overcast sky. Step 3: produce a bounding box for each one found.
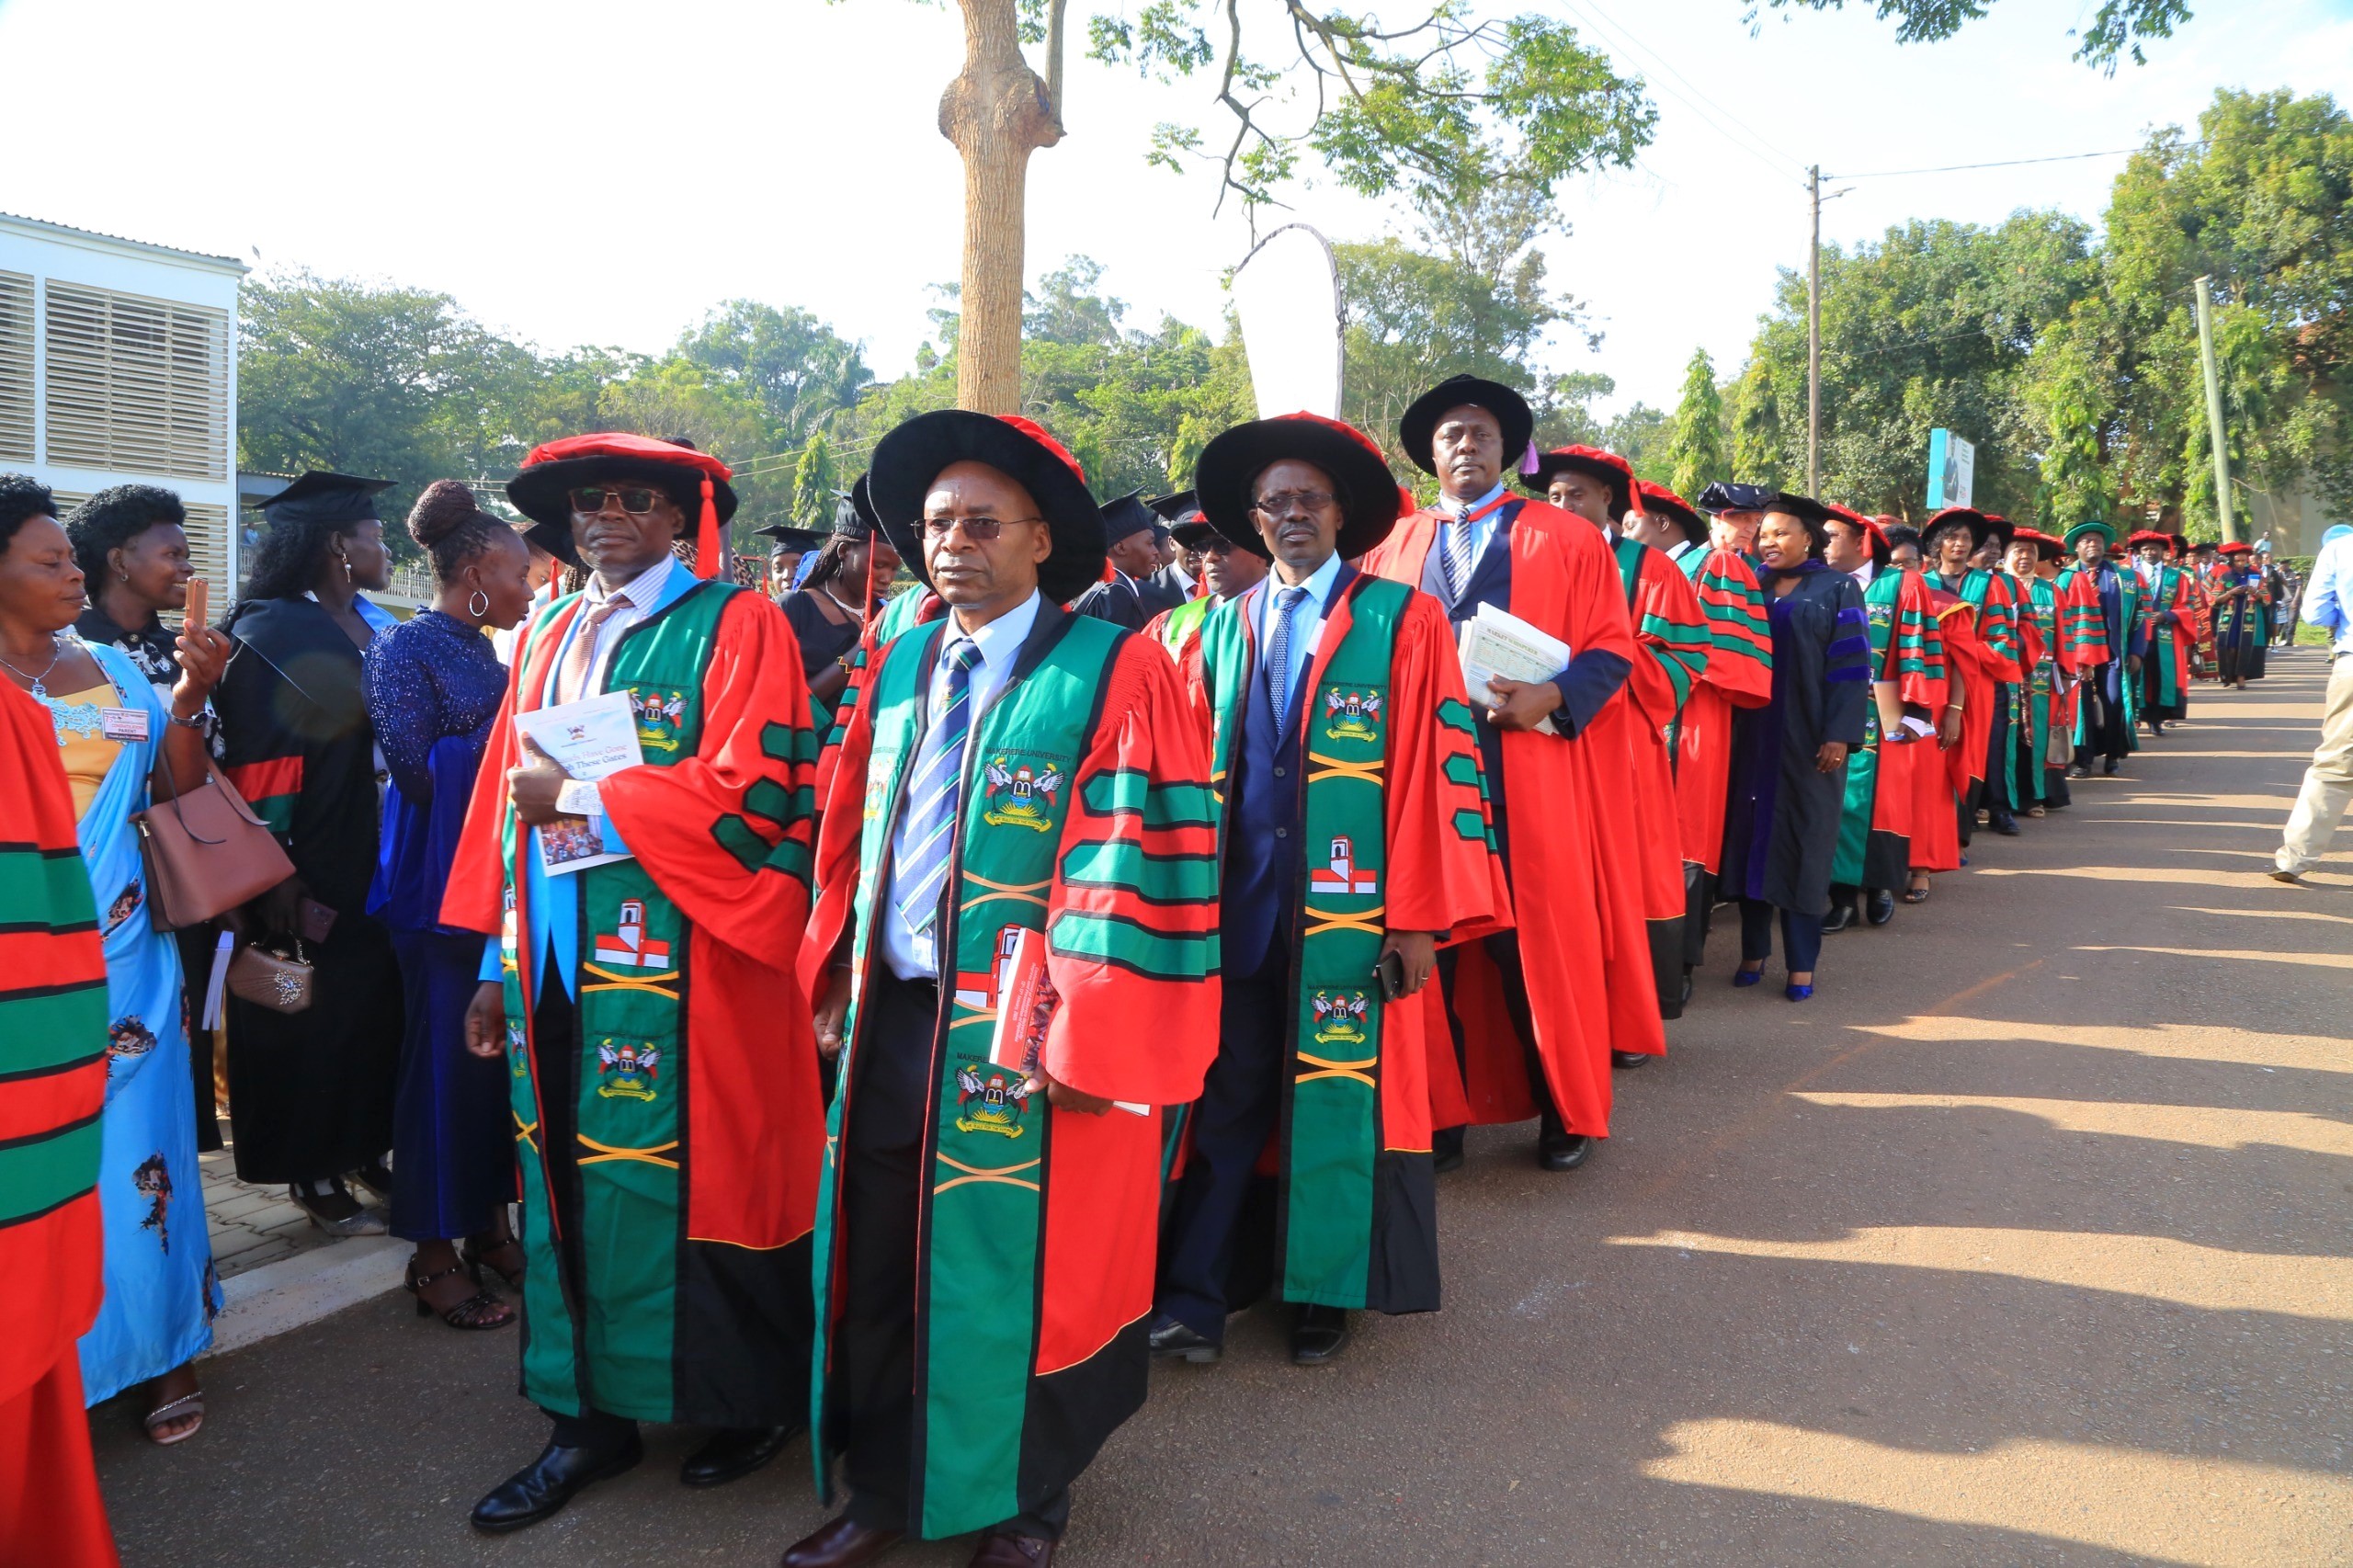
[6,0,2349,420]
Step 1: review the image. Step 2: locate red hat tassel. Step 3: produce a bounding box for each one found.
[695,477,720,579]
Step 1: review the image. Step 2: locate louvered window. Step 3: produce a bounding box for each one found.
[42,281,230,481]
[0,271,31,463]
[181,502,230,608]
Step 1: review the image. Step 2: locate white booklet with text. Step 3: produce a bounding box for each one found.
[513,691,643,875]
[1458,601,1574,737]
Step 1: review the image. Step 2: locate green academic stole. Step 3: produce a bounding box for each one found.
[1834,569,1904,887]
[1199,575,1410,1309]
[816,609,1140,1538]
[1156,592,1212,653]
[504,578,736,1419]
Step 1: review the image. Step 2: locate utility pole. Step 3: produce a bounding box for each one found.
[1807,165,1822,495]
[2193,275,2239,544]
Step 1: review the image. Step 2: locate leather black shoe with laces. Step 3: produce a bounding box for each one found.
[681,1424,797,1487]
[1147,1312,1221,1364]
[1864,889,1896,926]
[471,1433,643,1532]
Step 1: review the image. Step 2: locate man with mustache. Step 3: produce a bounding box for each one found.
[1359,376,1654,1174]
[1149,414,1506,1370]
[793,411,1219,1568]
[443,433,829,1529]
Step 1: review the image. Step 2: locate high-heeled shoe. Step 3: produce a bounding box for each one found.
[462,1235,527,1290]
[1785,983,1814,1002]
[1733,967,1764,988]
[407,1257,515,1330]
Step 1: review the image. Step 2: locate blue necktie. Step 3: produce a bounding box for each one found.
[1444,509,1475,602]
[893,639,985,940]
[1267,585,1308,726]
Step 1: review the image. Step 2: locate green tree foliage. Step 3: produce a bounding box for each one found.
[1751,0,2191,71]
[791,434,839,525]
[1663,348,1727,500]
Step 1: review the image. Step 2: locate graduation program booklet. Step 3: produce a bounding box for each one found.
[987,926,1148,1116]
[513,691,642,876]
[1458,601,1573,737]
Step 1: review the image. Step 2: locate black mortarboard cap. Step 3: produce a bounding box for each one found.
[1100,490,1159,545]
[1695,482,1773,516]
[259,471,392,528]
[753,522,828,550]
[1170,517,1218,550]
[1146,490,1203,524]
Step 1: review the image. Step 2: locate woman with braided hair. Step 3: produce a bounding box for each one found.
[362,482,536,1327]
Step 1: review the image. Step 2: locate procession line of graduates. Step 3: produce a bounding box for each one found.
[176,380,2165,1568]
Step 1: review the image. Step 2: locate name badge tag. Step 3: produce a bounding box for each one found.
[100,707,151,743]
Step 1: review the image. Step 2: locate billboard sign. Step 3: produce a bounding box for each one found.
[1926,428,1975,510]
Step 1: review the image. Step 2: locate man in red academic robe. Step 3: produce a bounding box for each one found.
[1359,375,1653,1174]
[1521,447,1710,1040]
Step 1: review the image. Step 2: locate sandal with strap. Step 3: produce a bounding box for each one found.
[406,1256,515,1331]
[144,1391,205,1446]
[461,1236,527,1290]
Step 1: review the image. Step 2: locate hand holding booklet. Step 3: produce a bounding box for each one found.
[513,691,643,875]
[989,927,1148,1116]
[1457,601,1574,737]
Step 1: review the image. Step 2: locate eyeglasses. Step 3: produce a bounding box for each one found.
[1249,489,1336,517]
[920,515,1043,541]
[570,486,662,517]
[1200,539,1245,555]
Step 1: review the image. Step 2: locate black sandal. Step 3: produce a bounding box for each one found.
[461,1235,527,1290]
[405,1257,515,1330]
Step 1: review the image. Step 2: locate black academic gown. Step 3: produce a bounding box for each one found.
[1070,573,1148,631]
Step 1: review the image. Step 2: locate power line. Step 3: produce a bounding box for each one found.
[1552,0,1810,186]
[1830,147,2154,179]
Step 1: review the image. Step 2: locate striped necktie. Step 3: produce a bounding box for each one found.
[1267,585,1308,724]
[892,639,986,941]
[1443,507,1477,602]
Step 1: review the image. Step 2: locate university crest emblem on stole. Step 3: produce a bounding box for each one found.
[980,756,1062,832]
[596,1038,662,1101]
[628,687,688,755]
[1309,990,1370,1046]
[953,1062,1033,1137]
[1323,687,1382,744]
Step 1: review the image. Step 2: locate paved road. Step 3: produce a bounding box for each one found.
[94,650,2350,1567]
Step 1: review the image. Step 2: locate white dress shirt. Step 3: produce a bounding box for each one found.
[881,590,1044,981]
[1248,551,1346,720]
[545,552,682,818]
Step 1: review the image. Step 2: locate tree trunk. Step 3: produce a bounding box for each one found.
[942,0,1062,414]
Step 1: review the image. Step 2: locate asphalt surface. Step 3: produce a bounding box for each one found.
[94,649,2350,1567]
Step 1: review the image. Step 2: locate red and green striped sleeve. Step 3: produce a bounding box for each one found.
[1631,545,1710,716]
[1687,547,1772,707]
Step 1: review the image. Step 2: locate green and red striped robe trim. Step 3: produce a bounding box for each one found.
[222,756,302,835]
[1681,547,1772,691]
[1618,537,1709,711]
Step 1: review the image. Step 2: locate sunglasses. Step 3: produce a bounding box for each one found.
[1250,489,1336,517]
[920,515,1043,541]
[570,485,664,517]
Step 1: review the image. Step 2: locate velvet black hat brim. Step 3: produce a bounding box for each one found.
[1195,416,1405,562]
[867,410,1105,606]
[506,456,741,570]
[1398,375,1534,477]
[1521,452,1633,517]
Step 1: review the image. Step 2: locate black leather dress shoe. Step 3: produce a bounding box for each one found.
[1290,1304,1351,1366]
[681,1424,797,1488]
[1610,1050,1648,1070]
[1678,969,1696,1008]
[1991,812,2021,836]
[471,1433,643,1532]
[1864,889,1895,926]
[1430,1125,1466,1173]
[1537,1130,1593,1172]
[781,1514,904,1568]
[1147,1312,1221,1364]
[969,1530,1055,1566]
[1821,902,1858,933]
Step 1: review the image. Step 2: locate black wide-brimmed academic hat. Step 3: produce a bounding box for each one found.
[1147,490,1203,526]
[1398,374,1535,477]
[1100,490,1160,547]
[1923,506,1995,554]
[867,411,1104,605]
[1195,412,1410,561]
[1169,517,1218,550]
[1522,446,1635,519]
[1695,481,1774,516]
[1635,481,1711,549]
[753,521,828,551]
[506,433,740,573]
[258,471,393,528]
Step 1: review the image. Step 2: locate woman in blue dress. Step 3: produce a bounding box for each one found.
[0,476,229,1444]
[362,483,537,1327]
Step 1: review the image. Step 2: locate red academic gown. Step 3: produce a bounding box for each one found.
[1676,548,1773,875]
[1912,584,1979,873]
[1618,540,1711,1028]
[1867,566,1949,858]
[1361,501,1656,1140]
[0,683,119,1568]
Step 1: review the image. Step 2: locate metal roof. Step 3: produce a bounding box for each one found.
[0,211,248,274]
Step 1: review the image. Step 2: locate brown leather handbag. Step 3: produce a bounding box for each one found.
[132,770,296,931]
[226,939,313,1015]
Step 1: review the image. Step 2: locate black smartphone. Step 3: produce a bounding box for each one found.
[297,896,338,944]
[1375,948,1406,1003]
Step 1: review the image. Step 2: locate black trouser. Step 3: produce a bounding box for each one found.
[1435,932,1560,1133]
[839,971,1067,1542]
[1157,959,1290,1341]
